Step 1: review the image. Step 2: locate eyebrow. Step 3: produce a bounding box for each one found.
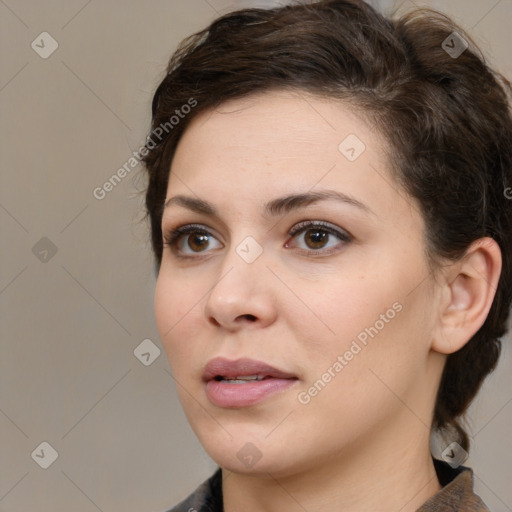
[164,190,374,217]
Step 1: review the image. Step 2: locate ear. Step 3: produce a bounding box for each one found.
[432,237,502,355]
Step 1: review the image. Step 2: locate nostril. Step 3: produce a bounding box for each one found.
[239,314,257,322]
[209,317,221,327]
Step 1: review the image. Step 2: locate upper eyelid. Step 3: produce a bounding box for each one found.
[289,220,348,234]
[163,223,221,244]
[162,220,347,237]
[164,223,219,236]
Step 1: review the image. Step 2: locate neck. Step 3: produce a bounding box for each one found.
[222,428,441,512]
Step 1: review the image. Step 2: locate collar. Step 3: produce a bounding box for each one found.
[167,459,489,512]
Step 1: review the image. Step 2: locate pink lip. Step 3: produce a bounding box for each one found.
[203,357,297,381]
[203,357,298,408]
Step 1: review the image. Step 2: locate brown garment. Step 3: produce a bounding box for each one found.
[165,459,490,512]
[417,459,489,511]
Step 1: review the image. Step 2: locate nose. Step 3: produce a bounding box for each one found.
[204,250,278,331]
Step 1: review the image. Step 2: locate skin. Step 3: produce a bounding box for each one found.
[154,90,501,512]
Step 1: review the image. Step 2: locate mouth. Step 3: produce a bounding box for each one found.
[203,356,298,382]
[203,357,299,408]
[212,375,273,383]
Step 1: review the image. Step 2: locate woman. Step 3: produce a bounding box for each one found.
[142,1,512,510]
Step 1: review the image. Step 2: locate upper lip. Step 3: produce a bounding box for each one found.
[202,357,298,382]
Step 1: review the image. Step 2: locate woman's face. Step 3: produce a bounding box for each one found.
[155,90,444,477]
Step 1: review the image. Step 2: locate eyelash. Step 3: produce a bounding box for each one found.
[288,220,352,253]
[162,221,352,259]
[162,224,213,257]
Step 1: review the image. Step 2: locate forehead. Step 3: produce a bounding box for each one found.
[166,90,418,226]
[171,91,384,181]
[174,90,383,167]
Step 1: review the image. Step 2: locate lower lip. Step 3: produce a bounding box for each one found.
[205,378,297,408]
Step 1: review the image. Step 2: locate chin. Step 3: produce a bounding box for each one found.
[197,430,304,478]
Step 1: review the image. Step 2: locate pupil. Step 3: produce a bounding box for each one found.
[188,233,209,252]
[306,229,327,249]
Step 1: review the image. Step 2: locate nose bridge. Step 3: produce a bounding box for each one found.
[204,236,276,328]
[211,239,265,301]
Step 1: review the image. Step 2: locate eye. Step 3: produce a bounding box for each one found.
[163,224,222,257]
[285,221,351,254]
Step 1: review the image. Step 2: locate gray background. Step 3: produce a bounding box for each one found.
[1,0,511,511]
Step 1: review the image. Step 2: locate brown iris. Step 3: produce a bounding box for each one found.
[187,232,210,252]
[304,229,328,249]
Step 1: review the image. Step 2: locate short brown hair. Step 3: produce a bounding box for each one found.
[142,0,512,451]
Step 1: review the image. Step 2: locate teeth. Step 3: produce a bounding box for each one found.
[222,375,265,383]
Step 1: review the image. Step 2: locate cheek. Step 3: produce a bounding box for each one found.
[294,264,431,390]
[154,273,205,364]
[290,269,397,353]
[294,304,423,442]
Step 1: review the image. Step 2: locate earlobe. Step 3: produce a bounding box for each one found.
[432,237,502,355]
